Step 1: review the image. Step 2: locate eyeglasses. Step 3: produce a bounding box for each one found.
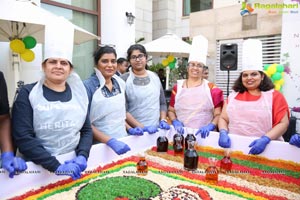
[99,44,116,48]
[187,62,203,68]
[130,54,145,61]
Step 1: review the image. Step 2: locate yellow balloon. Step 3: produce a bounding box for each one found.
[10,39,25,53]
[167,55,175,63]
[274,83,281,91]
[267,64,277,75]
[274,78,284,86]
[21,49,35,62]
[162,59,169,67]
[264,70,272,77]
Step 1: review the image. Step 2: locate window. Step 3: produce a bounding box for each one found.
[183,0,213,16]
[45,0,97,11]
[41,0,100,80]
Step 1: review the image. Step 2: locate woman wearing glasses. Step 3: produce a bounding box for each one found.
[121,44,170,135]
[218,39,289,155]
[168,35,223,137]
[84,46,131,155]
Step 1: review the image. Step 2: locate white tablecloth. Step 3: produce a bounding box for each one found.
[0,127,299,199]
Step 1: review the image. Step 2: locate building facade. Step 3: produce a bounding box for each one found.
[2,0,297,105]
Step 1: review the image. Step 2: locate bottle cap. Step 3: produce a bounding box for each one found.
[138,151,146,158]
[224,148,231,156]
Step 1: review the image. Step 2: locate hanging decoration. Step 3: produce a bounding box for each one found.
[162,55,177,69]
[9,35,36,62]
[263,64,285,92]
[22,36,37,49]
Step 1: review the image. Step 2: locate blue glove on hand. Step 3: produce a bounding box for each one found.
[55,163,82,180]
[289,134,300,148]
[107,138,131,155]
[159,120,170,130]
[1,152,27,178]
[128,127,144,136]
[65,155,87,171]
[218,129,231,148]
[249,135,271,155]
[143,125,158,134]
[172,119,184,134]
[196,123,216,138]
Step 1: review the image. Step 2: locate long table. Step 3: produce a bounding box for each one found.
[0,127,299,199]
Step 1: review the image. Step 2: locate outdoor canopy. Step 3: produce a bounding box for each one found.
[143,33,191,57]
[0,0,99,44]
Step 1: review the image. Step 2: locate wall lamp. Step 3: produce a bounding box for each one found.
[126,12,135,25]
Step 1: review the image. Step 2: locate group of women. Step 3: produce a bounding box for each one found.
[1,36,299,180]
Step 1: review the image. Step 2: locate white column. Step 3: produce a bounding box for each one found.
[101,0,135,58]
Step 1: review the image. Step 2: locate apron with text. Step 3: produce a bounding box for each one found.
[174,79,214,129]
[29,72,88,156]
[90,68,127,139]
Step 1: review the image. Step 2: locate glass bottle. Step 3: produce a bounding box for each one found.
[185,132,196,150]
[184,140,198,170]
[220,148,232,173]
[173,132,184,155]
[136,153,148,176]
[157,130,168,152]
[205,157,219,184]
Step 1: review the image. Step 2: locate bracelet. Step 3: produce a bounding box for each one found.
[161,119,167,122]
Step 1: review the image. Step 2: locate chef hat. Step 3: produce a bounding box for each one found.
[188,35,208,65]
[44,17,74,63]
[242,39,263,72]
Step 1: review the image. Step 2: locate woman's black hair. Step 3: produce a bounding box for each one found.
[126,44,148,62]
[93,45,117,65]
[232,71,274,93]
[117,57,128,64]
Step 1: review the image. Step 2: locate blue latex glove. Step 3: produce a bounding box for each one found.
[106,138,131,155]
[218,129,231,148]
[196,123,216,138]
[289,134,300,148]
[159,120,170,130]
[65,155,87,171]
[1,152,27,178]
[143,125,158,134]
[55,163,82,180]
[128,127,144,136]
[172,119,184,134]
[249,135,271,155]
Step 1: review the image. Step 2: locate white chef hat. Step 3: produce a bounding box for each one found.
[242,39,263,72]
[44,17,74,63]
[188,35,208,65]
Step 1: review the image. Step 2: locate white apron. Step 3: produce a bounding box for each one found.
[227,90,282,140]
[90,68,127,139]
[174,79,214,129]
[29,72,88,156]
[125,69,161,127]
